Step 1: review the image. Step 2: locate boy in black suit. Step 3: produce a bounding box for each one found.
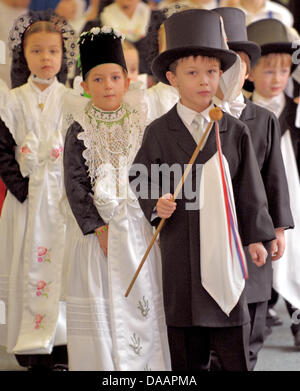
[130,9,276,371]
[213,7,294,369]
[247,17,300,350]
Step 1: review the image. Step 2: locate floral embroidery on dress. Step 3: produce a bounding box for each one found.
[129,333,142,355]
[34,313,46,329]
[50,145,63,160]
[35,280,51,298]
[37,246,51,263]
[137,296,150,318]
[21,145,32,154]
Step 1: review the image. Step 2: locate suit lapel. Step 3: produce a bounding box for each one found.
[166,105,228,164]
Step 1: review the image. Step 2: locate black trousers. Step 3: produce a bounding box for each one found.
[167,324,250,371]
[248,301,268,371]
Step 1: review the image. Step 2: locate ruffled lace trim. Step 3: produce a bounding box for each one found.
[77,99,145,189]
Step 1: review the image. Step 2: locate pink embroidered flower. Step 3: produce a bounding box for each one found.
[35,280,50,298]
[34,313,46,329]
[51,145,63,160]
[37,247,51,263]
[37,280,46,290]
[37,247,47,256]
[35,314,43,323]
[21,145,32,154]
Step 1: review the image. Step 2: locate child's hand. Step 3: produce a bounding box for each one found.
[270,228,285,261]
[248,242,268,267]
[95,225,109,257]
[156,193,176,218]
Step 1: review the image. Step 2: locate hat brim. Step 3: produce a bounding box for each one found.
[228,41,261,67]
[261,42,294,56]
[152,46,237,85]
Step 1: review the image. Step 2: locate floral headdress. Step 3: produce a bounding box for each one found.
[9,9,78,88]
[78,26,125,45]
[78,26,127,80]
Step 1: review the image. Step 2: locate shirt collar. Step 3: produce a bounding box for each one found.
[252,90,285,116]
[177,100,215,126]
[28,75,58,98]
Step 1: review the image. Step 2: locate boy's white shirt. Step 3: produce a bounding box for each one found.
[252,90,285,118]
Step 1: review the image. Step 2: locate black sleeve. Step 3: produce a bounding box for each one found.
[0,118,28,202]
[63,121,105,235]
[233,127,276,246]
[261,113,294,229]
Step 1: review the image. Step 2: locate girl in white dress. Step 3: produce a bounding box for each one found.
[0,10,77,370]
[63,26,170,371]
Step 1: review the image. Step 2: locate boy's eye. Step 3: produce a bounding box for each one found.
[32,49,40,54]
[208,69,217,74]
[94,78,102,82]
[112,75,120,80]
[188,71,197,76]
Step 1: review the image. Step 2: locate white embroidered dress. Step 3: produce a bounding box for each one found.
[0,77,67,354]
[64,96,170,371]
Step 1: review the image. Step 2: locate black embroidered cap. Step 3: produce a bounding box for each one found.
[78,27,127,80]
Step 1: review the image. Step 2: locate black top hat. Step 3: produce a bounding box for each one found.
[213,7,261,67]
[151,9,237,85]
[78,27,127,80]
[247,18,294,56]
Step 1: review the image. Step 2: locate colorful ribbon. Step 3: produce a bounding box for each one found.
[215,120,248,279]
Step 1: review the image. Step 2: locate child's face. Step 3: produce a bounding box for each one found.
[124,49,139,82]
[82,63,130,111]
[166,55,222,113]
[249,59,290,99]
[24,31,62,80]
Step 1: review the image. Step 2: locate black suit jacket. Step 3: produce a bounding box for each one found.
[240,98,294,303]
[130,105,275,327]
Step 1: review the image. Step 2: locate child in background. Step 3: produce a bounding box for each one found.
[0,10,77,371]
[63,26,170,371]
[213,7,294,369]
[238,0,293,27]
[122,39,147,88]
[247,17,300,349]
[130,9,276,371]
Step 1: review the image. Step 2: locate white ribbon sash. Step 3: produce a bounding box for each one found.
[200,152,246,316]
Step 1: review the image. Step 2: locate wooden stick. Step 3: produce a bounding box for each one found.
[125,107,223,297]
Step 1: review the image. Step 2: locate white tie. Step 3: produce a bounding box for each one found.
[192,114,204,144]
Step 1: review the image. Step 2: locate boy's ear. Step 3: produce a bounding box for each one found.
[248,69,255,82]
[124,76,130,91]
[166,71,178,88]
[81,80,90,95]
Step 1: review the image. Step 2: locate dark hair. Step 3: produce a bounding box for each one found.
[169,55,221,74]
[23,21,62,48]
